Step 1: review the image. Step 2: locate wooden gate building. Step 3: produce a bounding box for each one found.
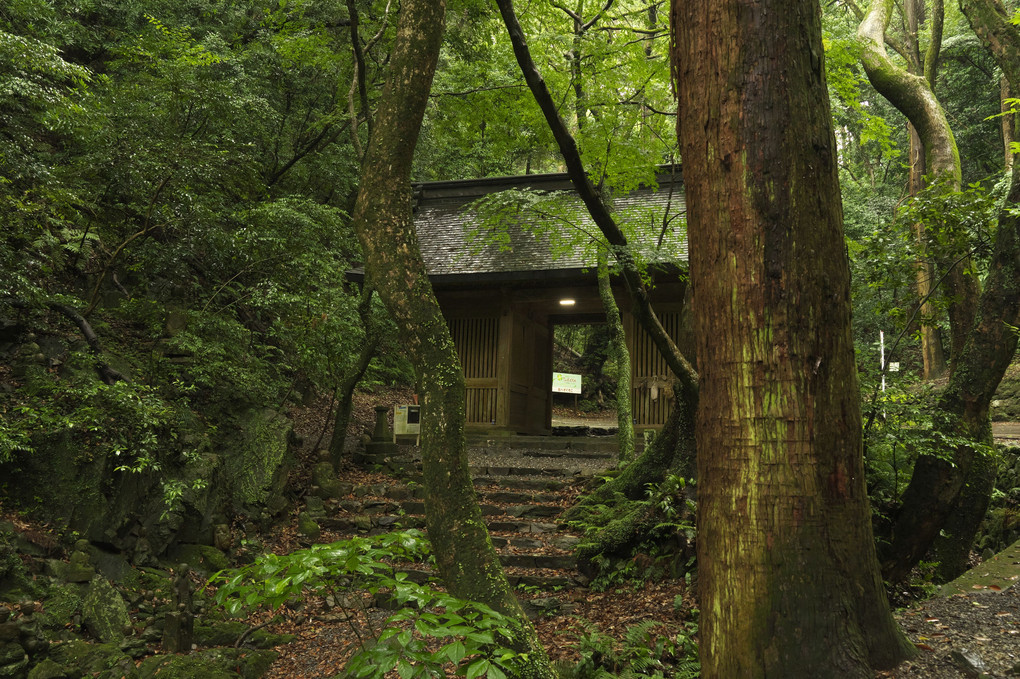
[352,169,688,435]
[408,168,689,435]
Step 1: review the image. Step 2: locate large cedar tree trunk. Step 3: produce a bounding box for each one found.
[347,1,552,675]
[673,1,914,675]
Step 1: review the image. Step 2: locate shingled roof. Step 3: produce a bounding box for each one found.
[413,168,687,286]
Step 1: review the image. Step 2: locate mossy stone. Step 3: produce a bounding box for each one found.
[297,513,320,542]
[166,544,229,577]
[137,648,277,679]
[310,462,347,499]
[0,640,29,677]
[49,640,131,676]
[81,576,131,644]
[225,408,292,507]
[26,658,69,679]
[193,622,294,649]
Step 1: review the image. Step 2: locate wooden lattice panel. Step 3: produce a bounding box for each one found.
[449,317,499,423]
[632,310,682,426]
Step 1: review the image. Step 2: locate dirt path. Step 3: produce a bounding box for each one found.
[884,539,1020,677]
[993,421,1020,441]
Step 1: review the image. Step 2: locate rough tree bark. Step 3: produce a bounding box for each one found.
[879,0,1020,583]
[346,1,552,675]
[673,0,914,675]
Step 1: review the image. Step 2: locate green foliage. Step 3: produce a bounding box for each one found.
[569,475,696,591]
[847,179,998,371]
[863,379,998,512]
[0,353,210,517]
[555,618,700,679]
[897,180,998,270]
[210,531,528,679]
[420,0,676,180]
[823,33,900,164]
[0,359,180,466]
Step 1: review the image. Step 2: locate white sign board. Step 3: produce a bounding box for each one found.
[394,405,420,435]
[552,372,582,394]
[888,362,900,372]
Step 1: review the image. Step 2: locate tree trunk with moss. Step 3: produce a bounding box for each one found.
[347,1,552,675]
[879,0,1020,583]
[858,0,980,367]
[568,376,697,567]
[329,285,380,472]
[906,0,949,380]
[674,0,914,674]
[597,248,635,462]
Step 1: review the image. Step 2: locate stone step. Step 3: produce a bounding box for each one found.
[330,498,566,521]
[500,554,576,570]
[345,483,563,506]
[391,567,582,592]
[469,465,582,477]
[488,534,580,551]
[471,476,575,491]
[466,434,619,454]
[522,450,615,460]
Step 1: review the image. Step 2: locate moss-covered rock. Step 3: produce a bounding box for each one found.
[137,648,277,679]
[0,639,29,678]
[26,658,69,679]
[165,544,229,578]
[225,408,293,508]
[81,577,131,643]
[991,365,1020,422]
[297,513,320,542]
[0,525,37,600]
[48,639,133,677]
[193,621,294,649]
[36,583,83,633]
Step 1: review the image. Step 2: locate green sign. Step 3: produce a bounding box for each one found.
[552,372,582,394]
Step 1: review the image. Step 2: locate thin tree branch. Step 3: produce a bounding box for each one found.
[494,0,697,394]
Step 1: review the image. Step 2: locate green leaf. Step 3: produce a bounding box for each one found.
[442,640,466,664]
[466,631,494,645]
[397,658,414,679]
[465,658,490,679]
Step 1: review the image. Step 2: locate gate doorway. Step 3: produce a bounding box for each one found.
[550,319,618,429]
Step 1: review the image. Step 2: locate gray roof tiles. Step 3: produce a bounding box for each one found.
[413,170,687,279]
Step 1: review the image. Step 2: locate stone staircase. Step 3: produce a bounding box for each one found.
[307,437,619,599]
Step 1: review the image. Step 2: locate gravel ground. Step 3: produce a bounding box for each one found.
[465,445,619,477]
[882,585,1020,677]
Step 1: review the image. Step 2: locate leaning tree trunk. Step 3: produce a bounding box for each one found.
[905,0,949,379]
[879,0,1020,583]
[597,248,635,462]
[497,0,700,536]
[857,0,980,368]
[346,1,552,675]
[673,0,914,675]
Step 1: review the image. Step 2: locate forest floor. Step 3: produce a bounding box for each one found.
[266,393,1020,678]
[3,391,1018,677]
